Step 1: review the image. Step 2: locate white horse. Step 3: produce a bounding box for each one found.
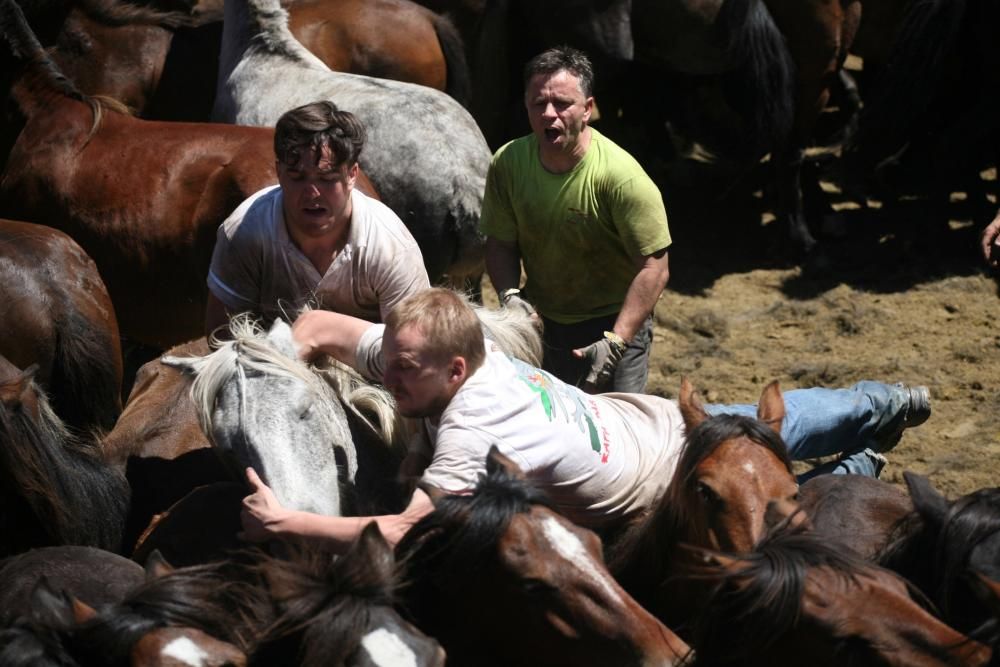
[163,303,542,519]
[213,0,491,289]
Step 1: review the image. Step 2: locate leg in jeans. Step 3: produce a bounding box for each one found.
[705,381,913,477]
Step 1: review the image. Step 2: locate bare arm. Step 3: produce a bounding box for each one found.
[239,467,434,552]
[291,309,376,366]
[485,236,523,297]
[611,248,670,342]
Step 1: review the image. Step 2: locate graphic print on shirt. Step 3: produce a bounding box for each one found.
[511,358,601,453]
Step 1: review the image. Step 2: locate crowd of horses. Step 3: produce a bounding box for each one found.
[1,0,998,663]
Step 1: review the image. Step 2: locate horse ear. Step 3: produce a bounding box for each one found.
[144,549,175,580]
[678,377,708,431]
[903,471,949,528]
[756,381,784,435]
[354,522,395,581]
[29,576,76,629]
[486,445,526,479]
[0,364,40,407]
[69,596,97,624]
[161,355,200,375]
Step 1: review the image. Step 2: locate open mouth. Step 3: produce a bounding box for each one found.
[302,204,328,217]
[543,128,561,143]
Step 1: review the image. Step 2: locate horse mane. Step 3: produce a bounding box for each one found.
[396,462,552,594]
[879,486,1000,636]
[689,522,873,664]
[74,0,197,28]
[238,0,327,68]
[0,374,128,554]
[64,560,269,661]
[249,539,399,666]
[471,298,544,367]
[1,0,131,140]
[607,413,792,585]
[0,619,79,667]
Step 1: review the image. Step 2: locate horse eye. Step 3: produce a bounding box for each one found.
[697,481,722,507]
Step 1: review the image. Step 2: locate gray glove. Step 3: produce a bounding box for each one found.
[577,333,627,390]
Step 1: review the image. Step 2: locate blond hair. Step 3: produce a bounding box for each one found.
[385,288,486,372]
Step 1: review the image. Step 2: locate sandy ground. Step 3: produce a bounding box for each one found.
[640,157,1000,497]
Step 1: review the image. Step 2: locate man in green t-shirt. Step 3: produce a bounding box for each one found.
[481,46,671,393]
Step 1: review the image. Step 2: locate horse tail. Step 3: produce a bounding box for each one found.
[75,0,197,28]
[849,0,968,166]
[49,311,123,438]
[716,0,796,155]
[431,10,471,107]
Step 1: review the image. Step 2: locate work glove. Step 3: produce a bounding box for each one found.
[575,332,627,391]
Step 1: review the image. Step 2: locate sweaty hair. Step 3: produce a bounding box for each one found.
[385,288,486,373]
[274,100,367,169]
[523,46,594,98]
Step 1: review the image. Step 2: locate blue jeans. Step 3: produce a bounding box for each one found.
[706,381,912,479]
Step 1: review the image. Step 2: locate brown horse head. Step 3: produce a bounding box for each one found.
[690,523,993,667]
[397,446,691,667]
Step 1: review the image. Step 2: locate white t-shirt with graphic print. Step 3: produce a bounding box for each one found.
[355,325,686,529]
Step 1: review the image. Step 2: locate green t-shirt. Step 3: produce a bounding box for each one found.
[480,128,671,324]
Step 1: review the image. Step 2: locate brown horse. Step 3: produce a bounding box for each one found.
[689,521,993,666]
[607,378,801,634]
[0,355,129,557]
[395,447,692,667]
[34,0,467,125]
[100,338,243,553]
[0,0,375,349]
[0,218,123,435]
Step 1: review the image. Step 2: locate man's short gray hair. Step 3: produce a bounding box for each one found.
[523,46,594,98]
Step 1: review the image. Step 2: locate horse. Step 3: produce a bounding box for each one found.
[878,472,1000,638]
[10,555,263,666]
[841,0,999,233]
[630,0,863,257]
[0,546,144,623]
[687,520,993,666]
[0,355,129,557]
[797,471,913,559]
[249,523,445,666]
[0,218,122,435]
[162,317,405,520]
[99,338,243,553]
[162,299,543,523]
[607,378,800,633]
[0,0,376,350]
[394,447,692,667]
[286,0,470,104]
[213,0,491,290]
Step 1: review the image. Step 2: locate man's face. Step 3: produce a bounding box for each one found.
[382,323,460,419]
[524,69,593,157]
[277,143,358,239]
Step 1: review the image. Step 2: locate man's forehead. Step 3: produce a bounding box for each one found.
[526,70,586,99]
[283,143,339,171]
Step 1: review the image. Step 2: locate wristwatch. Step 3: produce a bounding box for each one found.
[500,288,522,304]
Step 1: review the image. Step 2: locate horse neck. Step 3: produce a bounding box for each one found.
[218,0,320,81]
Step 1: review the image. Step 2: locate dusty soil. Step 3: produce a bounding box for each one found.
[642,158,1000,497]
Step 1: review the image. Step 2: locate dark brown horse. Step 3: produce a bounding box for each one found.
[688,521,993,666]
[607,378,800,634]
[879,472,1000,639]
[0,218,122,435]
[395,447,692,667]
[0,356,129,557]
[0,0,375,349]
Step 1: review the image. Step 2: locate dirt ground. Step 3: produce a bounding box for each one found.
[640,157,1000,498]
